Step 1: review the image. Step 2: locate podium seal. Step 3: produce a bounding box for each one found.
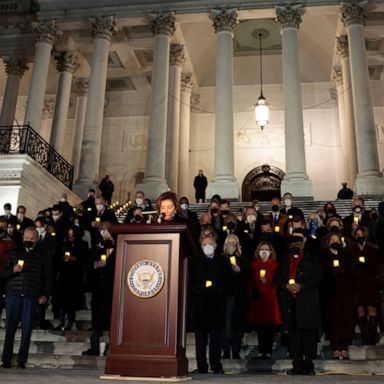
[127,259,165,298]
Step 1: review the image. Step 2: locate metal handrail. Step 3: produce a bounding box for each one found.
[0,124,74,188]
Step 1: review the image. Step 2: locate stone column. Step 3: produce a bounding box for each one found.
[50,52,79,156]
[333,65,350,184]
[74,16,117,198]
[178,73,193,198]
[136,13,175,199]
[336,35,358,186]
[276,4,313,197]
[71,79,89,181]
[340,1,384,195]
[166,44,186,192]
[24,20,60,133]
[0,57,28,126]
[206,8,239,200]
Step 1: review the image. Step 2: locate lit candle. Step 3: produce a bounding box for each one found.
[288,215,293,219]
[260,269,266,279]
[64,251,71,258]
[359,256,365,263]
[17,260,24,268]
[288,278,295,285]
[101,255,107,262]
[222,226,228,231]
[353,216,359,224]
[333,259,339,268]
[73,207,77,212]
[274,225,280,233]
[205,280,212,288]
[230,256,236,266]
[95,217,100,223]
[16,224,20,230]
[51,232,56,237]
[87,207,92,212]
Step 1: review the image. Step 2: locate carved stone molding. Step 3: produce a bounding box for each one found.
[149,12,176,37]
[333,64,343,84]
[0,169,22,179]
[336,35,349,58]
[34,20,61,45]
[43,98,56,119]
[329,88,337,101]
[169,44,186,66]
[3,56,28,77]
[91,15,117,41]
[74,78,89,96]
[181,73,193,91]
[210,8,238,35]
[275,4,305,30]
[191,94,200,106]
[54,51,79,73]
[340,1,367,27]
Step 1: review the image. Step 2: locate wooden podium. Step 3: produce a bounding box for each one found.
[104,224,196,379]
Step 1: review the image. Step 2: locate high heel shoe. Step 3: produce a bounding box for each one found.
[332,350,340,360]
[340,350,349,360]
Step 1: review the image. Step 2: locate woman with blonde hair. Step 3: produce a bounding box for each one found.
[222,234,251,359]
[247,241,281,359]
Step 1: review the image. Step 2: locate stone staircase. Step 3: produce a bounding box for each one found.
[1,305,384,373]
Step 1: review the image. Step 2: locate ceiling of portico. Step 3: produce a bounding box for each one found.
[0,2,384,104]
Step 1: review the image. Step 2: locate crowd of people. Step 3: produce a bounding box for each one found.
[0,189,384,375]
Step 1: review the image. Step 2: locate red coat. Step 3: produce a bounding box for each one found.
[246,258,282,325]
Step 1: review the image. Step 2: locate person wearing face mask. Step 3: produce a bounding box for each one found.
[281,192,304,220]
[57,193,73,219]
[319,233,354,360]
[350,226,381,345]
[342,198,370,238]
[0,203,17,226]
[275,228,322,376]
[189,236,232,374]
[15,206,34,232]
[221,234,251,360]
[246,241,281,359]
[124,191,152,223]
[0,218,15,326]
[237,206,261,261]
[266,197,288,235]
[322,202,341,226]
[81,189,96,211]
[179,196,200,241]
[1,227,52,368]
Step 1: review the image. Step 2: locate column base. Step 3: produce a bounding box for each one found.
[206,180,239,201]
[281,175,313,199]
[136,179,169,200]
[73,180,98,200]
[355,173,384,197]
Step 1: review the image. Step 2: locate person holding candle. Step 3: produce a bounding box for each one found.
[221,234,251,359]
[275,225,322,375]
[350,226,381,345]
[342,198,370,238]
[1,227,52,368]
[246,241,281,359]
[320,233,354,359]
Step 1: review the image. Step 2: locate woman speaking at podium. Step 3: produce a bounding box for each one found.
[156,192,187,224]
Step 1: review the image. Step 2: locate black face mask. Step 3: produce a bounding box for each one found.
[289,246,302,255]
[330,225,340,233]
[271,205,279,213]
[261,232,273,241]
[227,221,236,230]
[103,240,114,248]
[329,242,342,251]
[24,241,35,249]
[289,235,304,244]
[221,210,230,216]
[0,227,7,235]
[210,208,219,214]
[77,209,83,215]
[371,213,378,220]
[134,215,143,222]
[356,236,366,245]
[326,208,335,215]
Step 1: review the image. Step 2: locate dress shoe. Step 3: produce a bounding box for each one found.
[232,353,240,359]
[191,368,208,374]
[1,362,11,368]
[302,369,315,376]
[212,369,225,374]
[222,352,230,359]
[287,368,302,375]
[17,362,26,369]
[64,322,73,331]
[81,348,99,356]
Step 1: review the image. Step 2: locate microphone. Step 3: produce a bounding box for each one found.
[157,212,165,224]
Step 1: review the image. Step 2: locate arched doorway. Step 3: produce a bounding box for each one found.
[242,164,285,202]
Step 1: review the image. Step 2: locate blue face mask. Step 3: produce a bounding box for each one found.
[309,219,318,235]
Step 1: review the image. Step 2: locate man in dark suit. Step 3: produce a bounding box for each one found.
[342,197,370,237]
[193,170,208,203]
[281,192,304,220]
[99,175,114,205]
[179,196,200,241]
[0,203,17,225]
[275,224,322,376]
[266,197,288,236]
[15,206,34,232]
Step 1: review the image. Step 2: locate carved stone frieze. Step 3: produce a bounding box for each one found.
[149,12,176,36]
[43,98,56,119]
[54,51,79,73]
[336,35,349,58]
[74,78,89,96]
[34,20,61,45]
[169,44,186,66]
[91,15,117,41]
[3,56,28,77]
[0,169,22,179]
[340,1,367,27]
[210,8,238,35]
[275,4,305,30]
[333,64,343,84]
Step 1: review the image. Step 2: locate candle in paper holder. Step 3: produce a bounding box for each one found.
[274,226,280,233]
[359,256,365,263]
[64,251,71,260]
[353,216,359,224]
[16,224,20,230]
[205,280,212,288]
[101,255,107,262]
[333,259,339,268]
[260,269,266,279]
[230,256,236,266]
[95,217,101,223]
[288,278,295,285]
[17,260,24,268]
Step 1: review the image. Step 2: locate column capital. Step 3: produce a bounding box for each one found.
[181,73,194,91]
[191,94,200,106]
[34,20,61,45]
[210,8,238,35]
[91,15,117,41]
[54,51,79,73]
[336,35,349,58]
[170,44,186,66]
[333,64,343,84]
[340,1,367,27]
[275,4,305,30]
[3,56,29,77]
[74,78,89,96]
[149,12,176,36]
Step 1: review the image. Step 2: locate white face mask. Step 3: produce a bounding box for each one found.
[181,203,189,211]
[202,244,215,257]
[52,214,60,222]
[60,197,67,203]
[259,249,271,261]
[254,206,259,212]
[284,198,292,208]
[135,198,144,206]
[36,227,45,235]
[227,244,237,255]
[236,216,243,222]
[4,209,10,216]
[17,213,25,220]
[247,214,256,224]
[96,204,104,212]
